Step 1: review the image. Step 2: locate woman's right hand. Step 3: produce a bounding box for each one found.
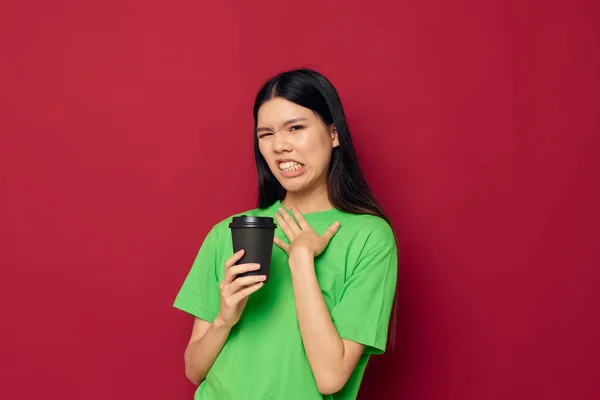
[215,249,266,328]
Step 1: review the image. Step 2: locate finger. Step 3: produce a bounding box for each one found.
[290,207,311,231]
[222,274,266,297]
[322,221,341,243]
[278,208,303,235]
[273,236,289,252]
[223,250,245,283]
[230,282,264,304]
[228,263,260,279]
[229,274,267,291]
[275,211,296,239]
[225,249,245,269]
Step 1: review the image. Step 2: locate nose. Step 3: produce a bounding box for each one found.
[273,133,292,153]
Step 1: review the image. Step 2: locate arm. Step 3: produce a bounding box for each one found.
[182,249,266,385]
[274,207,380,394]
[274,207,398,394]
[289,248,365,395]
[183,317,232,385]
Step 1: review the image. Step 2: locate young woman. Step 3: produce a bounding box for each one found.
[174,68,398,399]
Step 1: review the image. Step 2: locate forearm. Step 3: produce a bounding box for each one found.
[184,316,232,385]
[289,249,347,393]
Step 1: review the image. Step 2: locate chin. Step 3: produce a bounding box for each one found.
[279,180,310,193]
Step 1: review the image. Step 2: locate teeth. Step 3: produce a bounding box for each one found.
[279,161,302,172]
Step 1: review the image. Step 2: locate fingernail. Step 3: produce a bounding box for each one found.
[260,275,267,280]
[254,264,261,269]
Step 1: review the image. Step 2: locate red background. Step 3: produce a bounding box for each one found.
[1,1,599,399]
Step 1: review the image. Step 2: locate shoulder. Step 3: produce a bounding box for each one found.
[333,212,397,258]
[340,213,395,241]
[333,213,398,274]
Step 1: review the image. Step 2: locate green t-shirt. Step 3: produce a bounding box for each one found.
[174,199,397,399]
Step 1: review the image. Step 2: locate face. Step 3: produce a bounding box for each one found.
[256,97,339,194]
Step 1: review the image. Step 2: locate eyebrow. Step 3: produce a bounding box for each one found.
[256,117,308,133]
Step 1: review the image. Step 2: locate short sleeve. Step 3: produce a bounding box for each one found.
[330,227,398,354]
[173,226,222,323]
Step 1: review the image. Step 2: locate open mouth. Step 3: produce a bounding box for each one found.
[278,160,304,172]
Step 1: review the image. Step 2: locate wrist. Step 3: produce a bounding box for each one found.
[289,247,314,273]
[290,245,313,261]
[213,314,234,330]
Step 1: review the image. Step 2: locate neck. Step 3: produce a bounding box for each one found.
[281,185,333,214]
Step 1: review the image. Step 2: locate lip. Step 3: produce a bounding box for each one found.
[276,159,305,178]
[279,166,305,178]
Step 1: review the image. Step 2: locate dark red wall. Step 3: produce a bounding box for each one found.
[1,1,599,399]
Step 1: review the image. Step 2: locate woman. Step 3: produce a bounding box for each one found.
[174,68,398,399]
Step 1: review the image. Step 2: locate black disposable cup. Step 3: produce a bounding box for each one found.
[229,215,277,282]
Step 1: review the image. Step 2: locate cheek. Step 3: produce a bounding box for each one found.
[299,133,330,157]
[258,142,270,161]
[313,138,333,165]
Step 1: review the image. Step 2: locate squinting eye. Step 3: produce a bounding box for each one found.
[258,133,273,139]
[289,125,304,132]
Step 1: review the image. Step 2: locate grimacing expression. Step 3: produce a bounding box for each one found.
[256,98,339,194]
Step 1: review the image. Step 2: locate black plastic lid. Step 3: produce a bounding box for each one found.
[229,215,277,229]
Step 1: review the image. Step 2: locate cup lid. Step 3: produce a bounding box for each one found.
[229,215,277,229]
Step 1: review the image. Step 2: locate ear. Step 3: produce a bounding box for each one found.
[330,125,340,148]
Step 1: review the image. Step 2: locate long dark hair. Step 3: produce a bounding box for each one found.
[252,68,389,224]
[252,68,398,349]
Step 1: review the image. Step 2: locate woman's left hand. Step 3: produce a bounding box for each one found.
[273,207,340,258]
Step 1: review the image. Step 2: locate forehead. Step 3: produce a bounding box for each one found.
[257,98,315,125]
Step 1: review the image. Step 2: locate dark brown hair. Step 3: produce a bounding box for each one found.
[251,68,399,349]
